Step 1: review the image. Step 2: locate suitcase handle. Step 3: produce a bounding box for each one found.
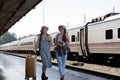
[26,48,37,59]
[33,48,37,59]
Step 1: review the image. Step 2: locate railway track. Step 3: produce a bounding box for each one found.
[66,64,120,80]
[1,51,120,80]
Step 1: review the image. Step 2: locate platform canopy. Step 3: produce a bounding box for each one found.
[0,0,42,36]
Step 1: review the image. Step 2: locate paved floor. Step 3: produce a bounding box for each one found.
[0,53,109,80]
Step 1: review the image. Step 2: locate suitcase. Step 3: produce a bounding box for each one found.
[25,52,37,80]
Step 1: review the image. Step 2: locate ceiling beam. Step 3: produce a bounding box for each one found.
[1,0,26,30]
[0,0,19,2]
[0,0,42,36]
[1,8,29,13]
[0,1,4,15]
[0,15,22,19]
[0,1,4,26]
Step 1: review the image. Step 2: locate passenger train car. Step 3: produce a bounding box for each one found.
[0,13,120,62]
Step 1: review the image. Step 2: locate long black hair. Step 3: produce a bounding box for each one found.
[58,25,67,42]
[62,28,67,42]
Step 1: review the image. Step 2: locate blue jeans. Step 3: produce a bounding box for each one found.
[56,49,67,75]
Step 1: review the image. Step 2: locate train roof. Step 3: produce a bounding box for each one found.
[67,25,84,31]
[50,24,85,35]
[91,13,119,23]
[104,13,120,21]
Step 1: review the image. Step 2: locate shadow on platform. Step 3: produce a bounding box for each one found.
[0,69,6,80]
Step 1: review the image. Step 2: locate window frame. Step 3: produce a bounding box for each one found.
[118,28,120,38]
[105,29,113,39]
[71,35,75,42]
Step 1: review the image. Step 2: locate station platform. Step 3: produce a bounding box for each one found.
[0,52,109,80]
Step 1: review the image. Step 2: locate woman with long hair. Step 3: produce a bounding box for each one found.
[39,26,52,80]
[55,25,70,80]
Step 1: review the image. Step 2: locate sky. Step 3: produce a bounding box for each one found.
[9,0,120,38]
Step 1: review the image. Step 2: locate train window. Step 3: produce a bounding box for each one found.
[71,35,75,42]
[77,32,79,41]
[118,28,120,38]
[21,42,33,46]
[105,29,113,39]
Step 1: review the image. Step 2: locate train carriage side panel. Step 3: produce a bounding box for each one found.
[67,27,83,56]
[0,43,11,51]
[19,36,36,51]
[88,17,120,54]
[10,40,19,51]
[50,32,58,51]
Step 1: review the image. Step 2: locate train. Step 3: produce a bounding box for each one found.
[0,13,120,63]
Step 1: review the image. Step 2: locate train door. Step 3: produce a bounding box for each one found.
[80,28,88,56]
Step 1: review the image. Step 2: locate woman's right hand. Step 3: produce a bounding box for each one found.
[58,41,65,46]
[46,35,51,41]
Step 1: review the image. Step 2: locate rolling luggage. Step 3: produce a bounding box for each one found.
[25,50,37,80]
